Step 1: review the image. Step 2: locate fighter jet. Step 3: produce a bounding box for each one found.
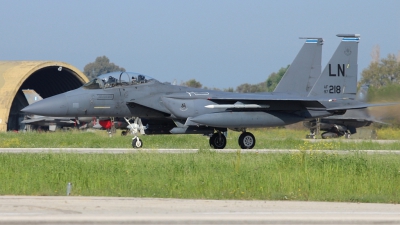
[22,34,379,149]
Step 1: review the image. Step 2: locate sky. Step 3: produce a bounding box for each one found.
[1,0,399,89]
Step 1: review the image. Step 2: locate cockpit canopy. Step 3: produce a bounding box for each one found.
[83,72,156,89]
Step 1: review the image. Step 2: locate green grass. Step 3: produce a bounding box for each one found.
[1,128,400,150]
[1,128,400,203]
[0,151,399,203]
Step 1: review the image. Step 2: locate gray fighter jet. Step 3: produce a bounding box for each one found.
[22,34,379,149]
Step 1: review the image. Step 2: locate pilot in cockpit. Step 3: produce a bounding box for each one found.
[138,75,145,83]
[104,76,117,88]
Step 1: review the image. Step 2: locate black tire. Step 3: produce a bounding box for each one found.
[238,132,255,149]
[209,133,226,149]
[132,137,143,148]
[321,132,338,139]
[121,131,127,136]
[209,134,215,148]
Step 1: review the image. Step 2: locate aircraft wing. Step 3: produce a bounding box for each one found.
[21,117,46,124]
[205,92,356,110]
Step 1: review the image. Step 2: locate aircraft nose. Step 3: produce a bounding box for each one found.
[21,93,68,116]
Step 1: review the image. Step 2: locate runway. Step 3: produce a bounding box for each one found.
[1,148,400,154]
[0,196,399,224]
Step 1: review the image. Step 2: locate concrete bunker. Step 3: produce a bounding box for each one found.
[0,61,89,131]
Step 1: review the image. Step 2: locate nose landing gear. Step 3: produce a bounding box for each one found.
[124,117,146,148]
[132,136,143,148]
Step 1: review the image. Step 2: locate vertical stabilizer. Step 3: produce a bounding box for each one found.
[22,89,43,105]
[308,34,360,98]
[274,37,323,93]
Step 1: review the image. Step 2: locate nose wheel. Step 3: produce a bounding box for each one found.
[132,136,143,148]
[238,132,255,149]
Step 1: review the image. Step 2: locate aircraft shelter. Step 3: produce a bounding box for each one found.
[0,61,89,132]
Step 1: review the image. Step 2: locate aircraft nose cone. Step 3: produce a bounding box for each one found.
[21,93,68,116]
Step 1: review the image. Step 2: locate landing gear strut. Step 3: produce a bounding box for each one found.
[306,129,316,139]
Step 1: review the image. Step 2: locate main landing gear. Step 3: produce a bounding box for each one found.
[238,132,255,149]
[321,125,351,139]
[209,130,256,149]
[209,132,227,149]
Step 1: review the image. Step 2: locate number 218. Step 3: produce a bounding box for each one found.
[329,85,341,93]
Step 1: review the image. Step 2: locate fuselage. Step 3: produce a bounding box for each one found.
[21,71,366,130]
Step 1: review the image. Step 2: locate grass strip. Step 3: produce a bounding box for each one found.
[1,128,400,150]
[0,151,399,203]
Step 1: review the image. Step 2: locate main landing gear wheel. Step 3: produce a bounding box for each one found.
[209,133,226,149]
[238,132,255,149]
[132,136,143,148]
[321,132,338,139]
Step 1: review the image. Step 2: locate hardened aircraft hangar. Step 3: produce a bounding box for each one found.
[0,61,88,132]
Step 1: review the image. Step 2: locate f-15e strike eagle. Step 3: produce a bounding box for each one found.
[22,34,384,149]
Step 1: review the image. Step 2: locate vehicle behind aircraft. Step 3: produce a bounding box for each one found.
[303,85,385,139]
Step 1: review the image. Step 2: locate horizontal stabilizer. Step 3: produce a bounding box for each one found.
[327,102,399,111]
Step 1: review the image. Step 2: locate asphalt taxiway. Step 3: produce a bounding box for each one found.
[0,196,399,224]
